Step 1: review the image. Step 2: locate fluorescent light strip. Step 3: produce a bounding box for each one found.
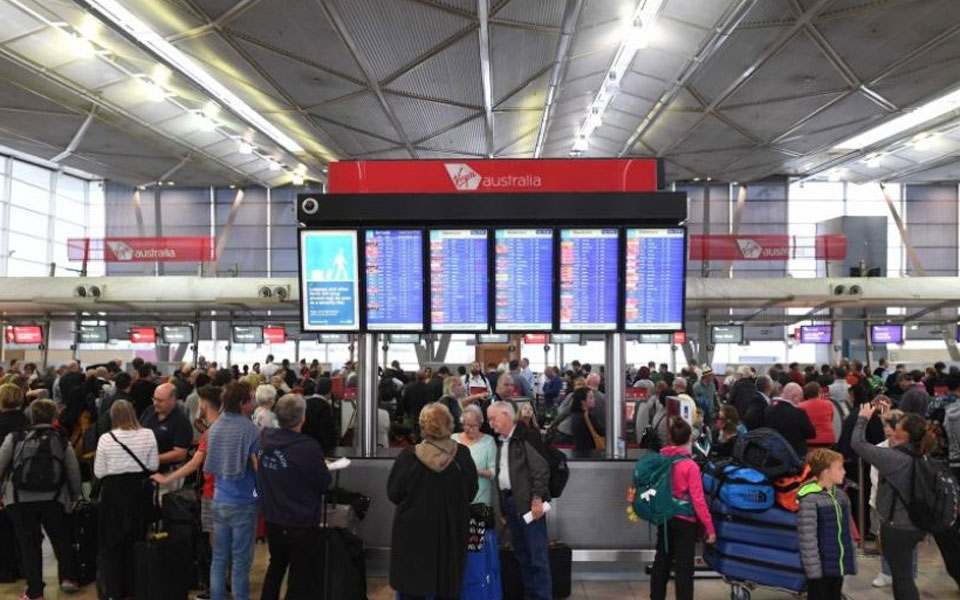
[82,0,304,154]
[571,0,664,154]
[834,86,960,150]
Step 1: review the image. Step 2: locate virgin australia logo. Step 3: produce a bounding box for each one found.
[444,163,543,191]
[444,163,482,191]
[106,241,135,261]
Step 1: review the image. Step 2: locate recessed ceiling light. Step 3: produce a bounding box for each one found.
[268,160,281,171]
[238,140,253,154]
[834,86,960,150]
[291,174,304,186]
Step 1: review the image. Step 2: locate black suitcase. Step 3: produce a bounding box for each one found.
[133,531,190,600]
[0,509,21,582]
[161,487,202,590]
[500,542,572,599]
[317,526,367,600]
[71,499,98,586]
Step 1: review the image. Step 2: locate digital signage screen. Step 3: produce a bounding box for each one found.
[4,326,43,344]
[161,325,193,344]
[429,230,489,331]
[78,325,108,344]
[264,326,286,344]
[559,228,619,331]
[624,228,685,331]
[130,327,156,344]
[550,333,582,345]
[711,324,744,344]
[640,333,671,344]
[476,334,509,344]
[494,229,554,331]
[318,333,350,344]
[233,326,264,344]
[364,230,425,331]
[299,230,360,332]
[388,334,420,344]
[800,325,832,344]
[871,324,903,344]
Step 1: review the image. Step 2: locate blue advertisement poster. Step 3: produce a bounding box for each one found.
[300,230,360,331]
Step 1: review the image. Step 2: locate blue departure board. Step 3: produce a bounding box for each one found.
[364,230,424,331]
[429,230,489,331]
[624,228,685,330]
[494,229,553,330]
[559,229,619,330]
[300,230,360,331]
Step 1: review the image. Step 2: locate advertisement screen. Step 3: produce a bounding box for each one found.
[559,228,619,331]
[429,230,488,331]
[130,327,156,344]
[624,228,685,331]
[800,325,832,344]
[871,324,903,344]
[161,325,193,344]
[365,230,424,331]
[78,325,108,344]
[233,326,264,344]
[264,326,286,344]
[4,326,43,344]
[711,325,744,344]
[300,230,360,331]
[494,229,554,331]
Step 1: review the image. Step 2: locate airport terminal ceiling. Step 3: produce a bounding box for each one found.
[0,0,958,186]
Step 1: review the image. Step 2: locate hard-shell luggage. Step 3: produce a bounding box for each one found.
[132,532,190,600]
[500,542,572,599]
[710,498,797,528]
[704,547,806,594]
[703,464,774,511]
[714,519,799,552]
[161,487,202,591]
[713,540,801,571]
[71,499,98,586]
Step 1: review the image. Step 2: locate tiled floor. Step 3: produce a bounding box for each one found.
[2,536,957,599]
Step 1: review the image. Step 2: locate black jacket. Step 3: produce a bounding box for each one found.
[426,375,445,405]
[388,443,478,598]
[570,408,605,452]
[302,395,337,456]
[257,428,331,528]
[764,401,816,457]
[0,409,28,446]
[730,379,767,430]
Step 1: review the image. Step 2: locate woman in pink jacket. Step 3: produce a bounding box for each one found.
[650,418,716,600]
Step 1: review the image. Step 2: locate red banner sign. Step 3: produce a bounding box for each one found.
[264,326,287,344]
[4,326,43,344]
[68,237,215,262]
[673,331,687,345]
[523,334,549,345]
[328,159,659,194]
[688,234,846,261]
[130,327,156,344]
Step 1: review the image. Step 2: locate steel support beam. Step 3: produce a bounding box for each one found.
[50,106,97,164]
[604,333,625,459]
[477,0,495,158]
[359,333,379,457]
[722,184,748,278]
[533,0,582,158]
[210,188,245,276]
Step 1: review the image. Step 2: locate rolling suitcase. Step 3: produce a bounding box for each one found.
[703,546,806,594]
[500,541,572,599]
[71,499,98,586]
[713,540,801,571]
[134,490,190,600]
[160,487,202,591]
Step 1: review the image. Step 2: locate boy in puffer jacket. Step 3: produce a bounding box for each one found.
[797,448,857,600]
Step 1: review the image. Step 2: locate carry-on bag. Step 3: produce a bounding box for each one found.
[133,490,190,600]
[702,463,774,511]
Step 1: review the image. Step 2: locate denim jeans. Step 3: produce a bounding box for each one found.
[211,501,258,600]
[502,492,552,600]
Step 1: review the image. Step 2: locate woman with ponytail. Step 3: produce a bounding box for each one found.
[851,404,932,600]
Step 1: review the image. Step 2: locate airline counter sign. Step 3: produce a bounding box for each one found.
[68,237,216,262]
[328,159,659,194]
[689,234,847,261]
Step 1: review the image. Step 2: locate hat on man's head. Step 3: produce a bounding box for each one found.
[702,367,713,376]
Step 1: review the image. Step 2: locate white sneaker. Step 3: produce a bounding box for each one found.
[872,573,892,587]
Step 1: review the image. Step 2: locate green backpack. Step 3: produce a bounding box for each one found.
[631,453,695,526]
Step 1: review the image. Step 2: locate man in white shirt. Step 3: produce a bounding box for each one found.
[488,401,551,600]
[463,361,492,398]
[260,355,279,379]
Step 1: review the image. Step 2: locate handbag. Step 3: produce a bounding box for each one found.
[108,431,157,524]
[584,411,606,451]
[445,443,490,551]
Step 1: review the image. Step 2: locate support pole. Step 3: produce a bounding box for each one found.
[41,319,51,370]
[605,333,626,459]
[192,314,201,367]
[72,315,81,362]
[358,333,379,457]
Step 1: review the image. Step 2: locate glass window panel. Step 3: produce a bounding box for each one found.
[8,231,48,263]
[53,198,85,224]
[10,179,49,211]
[54,218,85,245]
[11,159,51,188]
[7,257,44,276]
[9,205,48,233]
[57,173,85,201]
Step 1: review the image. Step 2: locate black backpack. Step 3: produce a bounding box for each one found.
[10,428,68,502]
[732,427,803,479]
[892,446,960,533]
[521,426,569,499]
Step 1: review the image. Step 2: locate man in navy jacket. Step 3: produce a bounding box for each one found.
[257,393,332,600]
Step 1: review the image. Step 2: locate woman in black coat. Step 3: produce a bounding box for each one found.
[570,387,605,453]
[388,402,478,600]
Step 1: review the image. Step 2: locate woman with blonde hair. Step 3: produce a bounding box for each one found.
[388,403,478,600]
[0,382,27,445]
[94,399,159,600]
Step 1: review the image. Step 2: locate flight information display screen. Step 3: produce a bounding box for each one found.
[78,325,108,344]
[559,228,619,331]
[624,228,685,330]
[429,230,488,331]
[711,324,744,344]
[800,325,832,344]
[871,324,903,344]
[300,230,360,331]
[161,325,193,344]
[494,229,554,331]
[364,230,424,331]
